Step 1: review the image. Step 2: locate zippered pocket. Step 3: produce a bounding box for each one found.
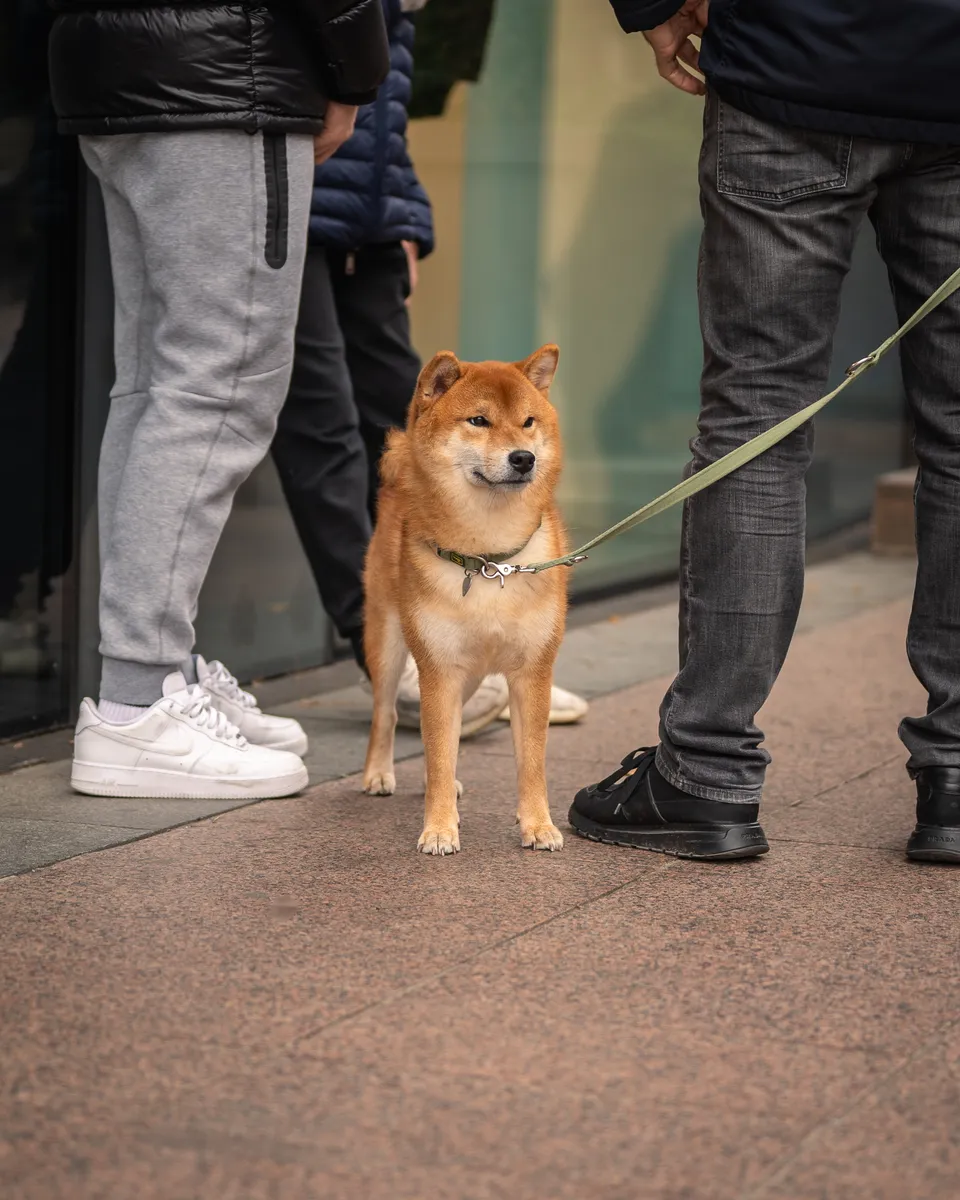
[262,133,289,269]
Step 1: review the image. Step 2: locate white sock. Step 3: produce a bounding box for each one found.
[98,699,149,724]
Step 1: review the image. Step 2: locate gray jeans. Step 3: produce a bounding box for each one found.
[656,91,960,803]
[80,131,313,705]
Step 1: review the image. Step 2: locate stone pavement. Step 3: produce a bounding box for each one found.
[3,552,960,1199]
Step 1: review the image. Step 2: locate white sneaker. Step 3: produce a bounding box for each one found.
[196,655,308,756]
[391,656,509,739]
[499,683,589,726]
[71,671,309,799]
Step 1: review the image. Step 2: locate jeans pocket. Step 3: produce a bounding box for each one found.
[717,99,852,203]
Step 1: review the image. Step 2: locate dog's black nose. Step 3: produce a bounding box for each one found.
[508,450,536,474]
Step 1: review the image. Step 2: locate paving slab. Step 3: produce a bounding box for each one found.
[756,1041,960,1200]
[2,834,957,1198]
[0,816,141,878]
[3,578,960,1198]
[0,758,255,876]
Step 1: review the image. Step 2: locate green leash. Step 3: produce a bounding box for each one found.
[437,263,960,589]
[518,263,960,576]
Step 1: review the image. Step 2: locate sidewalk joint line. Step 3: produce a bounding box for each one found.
[291,864,676,1046]
[785,753,902,809]
[740,1013,960,1200]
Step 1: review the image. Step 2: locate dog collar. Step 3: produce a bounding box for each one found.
[432,526,542,593]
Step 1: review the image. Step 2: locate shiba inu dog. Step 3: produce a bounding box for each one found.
[362,345,569,855]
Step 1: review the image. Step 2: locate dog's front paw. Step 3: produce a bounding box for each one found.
[363,770,396,796]
[520,822,564,852]
[417,826,460,856]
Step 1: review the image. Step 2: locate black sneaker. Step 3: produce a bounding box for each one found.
[906,767,960,862]
[568,747,769,861]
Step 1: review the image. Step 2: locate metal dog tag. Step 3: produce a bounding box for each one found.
[462,573,473,597]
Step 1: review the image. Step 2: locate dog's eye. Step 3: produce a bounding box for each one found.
[467,415,489,427]
[523,417,535,429]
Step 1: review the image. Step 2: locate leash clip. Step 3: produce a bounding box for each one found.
[479,560,538,587]
[480,560,514,587]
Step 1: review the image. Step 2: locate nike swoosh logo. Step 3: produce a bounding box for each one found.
[95,727,195,757]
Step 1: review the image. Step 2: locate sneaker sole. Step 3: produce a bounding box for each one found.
[71,761,309,800]
[498,707,587,726]
[254,733,309,757]
[906,825,960,863]
[567,806,769,861]
[397,704,504,741]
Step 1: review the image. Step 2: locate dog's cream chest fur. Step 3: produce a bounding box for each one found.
[405,523,562,675]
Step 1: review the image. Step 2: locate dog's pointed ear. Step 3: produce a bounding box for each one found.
[517,344,559,393]
[416,351,462,412]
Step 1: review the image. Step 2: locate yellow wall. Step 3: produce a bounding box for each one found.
[407,84,468,360]
[537,1,706,578]
[539,0,703,433]
[406,6,705,585]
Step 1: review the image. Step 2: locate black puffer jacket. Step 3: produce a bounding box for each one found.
[49,0,389,135]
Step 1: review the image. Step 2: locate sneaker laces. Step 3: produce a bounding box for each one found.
[205,660,261,713]
[596,747,657,796]
[178,686,247,745]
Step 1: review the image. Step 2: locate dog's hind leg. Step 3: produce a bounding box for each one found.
[507,662,564,851]
[362,606,407,796]
[417,659,465,855]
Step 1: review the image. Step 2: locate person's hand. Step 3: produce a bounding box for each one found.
[402,240,419,303]
[643,0,709,96]
[313,102,358,165]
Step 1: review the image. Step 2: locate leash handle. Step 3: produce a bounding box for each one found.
[527,263,960,574]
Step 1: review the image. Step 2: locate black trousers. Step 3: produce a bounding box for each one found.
[272,242,421,639]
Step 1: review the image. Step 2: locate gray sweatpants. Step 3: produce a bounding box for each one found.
[80,131,313,705]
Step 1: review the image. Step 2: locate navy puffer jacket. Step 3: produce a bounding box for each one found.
[310,0,434,255]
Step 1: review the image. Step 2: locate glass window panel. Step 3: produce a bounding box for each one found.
[0,5,77,738]
[409,0,904,595]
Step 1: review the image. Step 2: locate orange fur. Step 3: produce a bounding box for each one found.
[362,345,569,854]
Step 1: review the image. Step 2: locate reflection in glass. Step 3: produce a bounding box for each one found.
[0,0,77,736]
